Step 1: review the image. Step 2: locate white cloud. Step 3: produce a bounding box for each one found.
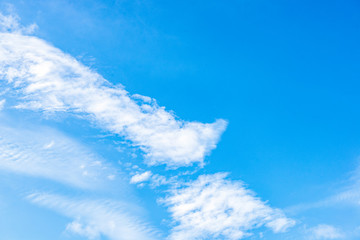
[0,122,114,189]
[130,171,152,184]
[27,192,159,240]
[129,170,173,188]
[161,173,295,240]
[66,221,100,239]
[149,174,169,188]
[0,98,4,110]
[310,224,343,239]
[43,140,55,149]
[0,12,37,34]
[0,12,299,240]
[0,16,227,168]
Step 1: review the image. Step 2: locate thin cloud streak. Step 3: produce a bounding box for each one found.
[0,98,4,110]
[0,122,114,189]
[285,165,360,215]
[28,192,160,240]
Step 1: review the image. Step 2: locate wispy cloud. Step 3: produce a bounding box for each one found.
[0,98,4,110]
[309,224,344,239]
[27,192,159,240]
[286,163,360,214]
[0,14,226,168]
[0,11,37,34]
[0,122,114,189]
[161,173,295,240]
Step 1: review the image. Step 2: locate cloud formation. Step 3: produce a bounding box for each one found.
[0,12,295,240]
[162,173,295,240]
[0,122,113,189]
[28,192,159,240]
[0,21,226,168]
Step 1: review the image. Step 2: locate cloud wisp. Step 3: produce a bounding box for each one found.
[285,162,360,215]
[0,98,4,110]
[161,173,295,240]
[28,192,159,240]
[0,122,114,189]
[0,16,226,168]
[0,12,37,34]
[309,224,344,240]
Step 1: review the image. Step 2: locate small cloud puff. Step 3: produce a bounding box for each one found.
[43,140,55,149]
[130,171,152,184]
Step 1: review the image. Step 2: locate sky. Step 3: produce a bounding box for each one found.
[0,0,359,239]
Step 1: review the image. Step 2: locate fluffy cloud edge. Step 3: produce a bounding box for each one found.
[0,13,227,168]
[161,173,295,240]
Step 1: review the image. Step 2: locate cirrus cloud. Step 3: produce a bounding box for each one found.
[27,192,159,240]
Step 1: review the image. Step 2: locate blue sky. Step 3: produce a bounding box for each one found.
[0,0,360,239]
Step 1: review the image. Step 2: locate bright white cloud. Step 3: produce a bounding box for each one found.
[161,173,295,240]
[27,192,159,240]
[130,171,172,188]
[0,16,227,168]
[0,122,113,189]
[310,224,343,239]
[130,171,152,184]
